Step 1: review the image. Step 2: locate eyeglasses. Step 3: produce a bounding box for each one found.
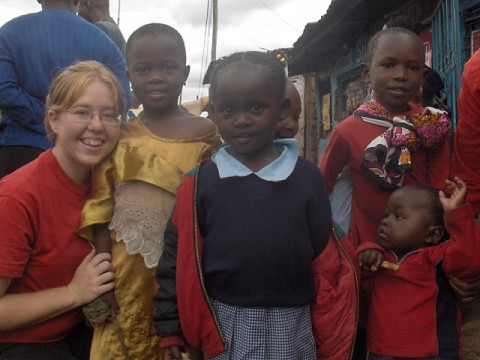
[62,108,121,127]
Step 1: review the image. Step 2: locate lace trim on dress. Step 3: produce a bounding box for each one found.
[109,181,176,268]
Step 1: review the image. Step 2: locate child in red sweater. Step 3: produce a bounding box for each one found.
[320,27,452,358]
[357,178,480,359]
[320,27,451,249]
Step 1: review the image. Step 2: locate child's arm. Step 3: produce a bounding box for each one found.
[153,216,186,360]
[440,177,480,301]
[449,277,480,303]
[0,250,114,331]
[92,223,119,313]
[442,177,480,282]
[356,241,385,271]
[356,241,387,293]
[93,223,112,254]
[319,128,350,193]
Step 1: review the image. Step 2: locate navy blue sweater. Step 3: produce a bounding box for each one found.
[197,157,332,307]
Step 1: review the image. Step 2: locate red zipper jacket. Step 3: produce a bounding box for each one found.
[357,204,480,358]
[153,160,359,359]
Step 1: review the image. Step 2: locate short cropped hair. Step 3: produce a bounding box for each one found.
[365,27,424,65]
[126,23,186,64]
[401,183,444,227]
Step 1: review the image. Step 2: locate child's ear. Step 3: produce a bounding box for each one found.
[424,225,445,245]
[361,63,370,82]
[279,98,291,121]
[183,65,191,84]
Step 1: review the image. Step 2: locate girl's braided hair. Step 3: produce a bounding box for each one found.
[209,51,286,103]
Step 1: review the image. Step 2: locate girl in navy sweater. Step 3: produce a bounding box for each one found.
[153,51,333,360]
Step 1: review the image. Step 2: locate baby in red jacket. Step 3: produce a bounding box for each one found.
[357,178,480,359]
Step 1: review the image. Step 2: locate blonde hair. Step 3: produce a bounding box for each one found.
[44,60,125,141]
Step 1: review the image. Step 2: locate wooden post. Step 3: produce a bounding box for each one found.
[211,0,218,61]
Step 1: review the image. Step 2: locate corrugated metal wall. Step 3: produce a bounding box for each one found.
[432,0,463,128]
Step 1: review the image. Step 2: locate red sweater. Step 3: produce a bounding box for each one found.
[453,50,480,214]
[357,205,480,358]
[320,106,451,248]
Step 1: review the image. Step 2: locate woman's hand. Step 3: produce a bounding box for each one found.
[0,250,114,331]
[66,249,115,307]
[449,276,480,303]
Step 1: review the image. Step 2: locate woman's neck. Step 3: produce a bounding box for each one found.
[52,147,91,185]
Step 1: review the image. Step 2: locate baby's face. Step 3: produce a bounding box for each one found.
[377,189,433,255]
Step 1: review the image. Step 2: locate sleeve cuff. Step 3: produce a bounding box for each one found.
[159,334,186,349]
[444,203,475,227]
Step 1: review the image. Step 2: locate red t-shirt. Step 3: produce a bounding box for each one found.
[0,149,92,343]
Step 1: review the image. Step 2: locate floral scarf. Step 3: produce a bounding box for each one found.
[354,99,450,190]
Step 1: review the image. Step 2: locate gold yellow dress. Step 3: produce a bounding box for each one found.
[78,116,221,360]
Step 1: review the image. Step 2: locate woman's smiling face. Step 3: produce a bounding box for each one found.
[48,79,120,184]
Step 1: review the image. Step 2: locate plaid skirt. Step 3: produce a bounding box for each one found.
[209,299,316,360]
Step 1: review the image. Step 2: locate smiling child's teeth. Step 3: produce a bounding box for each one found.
[83,139,102,146]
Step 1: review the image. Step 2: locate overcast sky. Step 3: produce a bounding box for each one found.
[1,0,329,102]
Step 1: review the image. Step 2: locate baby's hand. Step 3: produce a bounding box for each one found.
[358,249,384,272]
[439,177,467,213]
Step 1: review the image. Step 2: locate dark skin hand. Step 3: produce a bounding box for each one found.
[93,224,120,313]
[164,346,183,360]
[358,249,384,272]
[442,177,480,304]
[449,277,480,303]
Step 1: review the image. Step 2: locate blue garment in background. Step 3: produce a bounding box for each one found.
[0,10,131,150]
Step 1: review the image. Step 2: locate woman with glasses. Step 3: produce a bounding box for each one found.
[0,60,122,359]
